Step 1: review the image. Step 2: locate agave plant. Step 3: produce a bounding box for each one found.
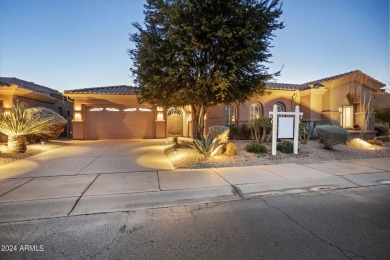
[0,102,53,153]
[189,135,222,157]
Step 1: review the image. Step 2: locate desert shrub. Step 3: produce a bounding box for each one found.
[277,140,294,154]
[172,136,179,148]
[315,125,349,150]
[374,125,389,136]
[241,124,252,139]
[189,135,222,157]
[227,124,239,139]
[0,103,54,153]
[208,126,230,143]
[224,143,238,156]
[299,123,309,144]
[374,106,390,126]
[245,142,267,154]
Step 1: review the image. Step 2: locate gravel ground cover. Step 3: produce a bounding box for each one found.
[166,138,390,169]
[0,141,69,166]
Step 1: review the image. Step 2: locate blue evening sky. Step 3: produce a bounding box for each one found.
[0,0,389,92]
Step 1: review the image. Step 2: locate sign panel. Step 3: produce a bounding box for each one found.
[278,117,294,138]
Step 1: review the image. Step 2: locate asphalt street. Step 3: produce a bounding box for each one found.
[0,185,389,260]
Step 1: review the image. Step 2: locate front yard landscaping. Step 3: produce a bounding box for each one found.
[165,138,390,169]
[0,141,68,166]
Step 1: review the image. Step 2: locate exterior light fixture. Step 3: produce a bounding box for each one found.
[74,111,82,121]
[156,111,164,121]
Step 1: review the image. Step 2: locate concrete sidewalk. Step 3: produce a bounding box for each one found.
[0,157,389,223]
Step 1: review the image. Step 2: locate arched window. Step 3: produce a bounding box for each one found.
[250,104,261,119]
[225,104,236,125]
[275,102,285,112]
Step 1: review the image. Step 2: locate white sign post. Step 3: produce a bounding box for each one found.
[269,105,303,155]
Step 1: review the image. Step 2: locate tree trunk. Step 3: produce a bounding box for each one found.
[191,104,208,139]
[191,105,200,139]
[8,135,27,153]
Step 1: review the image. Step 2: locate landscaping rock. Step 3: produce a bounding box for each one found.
[25,107,67,143]
[224,143,238,156]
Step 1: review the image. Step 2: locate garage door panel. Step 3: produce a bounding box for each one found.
[86,107,154,139]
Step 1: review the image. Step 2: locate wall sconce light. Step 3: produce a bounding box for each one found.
[74,111,82,121]
[156,111,164,121]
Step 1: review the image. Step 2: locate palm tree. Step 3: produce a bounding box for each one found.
[0,102,53,153]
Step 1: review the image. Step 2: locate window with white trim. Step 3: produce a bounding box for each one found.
[275,102,285,112]
[250,104,261,119]
[225,104,236,125]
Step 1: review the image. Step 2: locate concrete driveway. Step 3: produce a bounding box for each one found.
[0,139,174,179]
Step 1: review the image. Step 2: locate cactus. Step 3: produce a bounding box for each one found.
[299,123,310,144]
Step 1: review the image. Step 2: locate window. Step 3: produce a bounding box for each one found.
[106,108,120,112]
[225,104,236,125]
[123,108,136,112]
[66,110,71,116]
[139,108,152,112]
[250,104,261,119]
[275,102,285,112]
[58,107,63,116]
[89,108,103,112]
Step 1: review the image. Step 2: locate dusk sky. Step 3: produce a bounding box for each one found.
[0,0,389,92]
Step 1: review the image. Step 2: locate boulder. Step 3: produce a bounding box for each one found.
[224,143,238,156]
[24,107,67,143]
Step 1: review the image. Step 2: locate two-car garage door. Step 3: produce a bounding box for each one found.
[86,106,154,139]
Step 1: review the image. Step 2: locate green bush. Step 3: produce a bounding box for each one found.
[245,142,267,154]
[374,105,390,125]
[374,125,389,136]
[277,141,294,154]
[315,125,349,150]
[241,124,252,139]
[208,126,230,143]
[227,124,239,139]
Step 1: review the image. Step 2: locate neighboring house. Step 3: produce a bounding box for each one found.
[0,77,73,142]
[64,70,386,140]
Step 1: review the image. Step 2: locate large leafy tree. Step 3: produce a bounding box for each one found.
[129,0,284,137]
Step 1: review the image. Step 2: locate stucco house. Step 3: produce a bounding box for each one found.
[0,77,74,141]
[64,70,386,140]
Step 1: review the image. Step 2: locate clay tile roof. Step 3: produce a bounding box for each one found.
[265,82,301,90]
[0,77,61,95]
[266,70,385,91]
[298,70,361,90]
[64,85,140,95]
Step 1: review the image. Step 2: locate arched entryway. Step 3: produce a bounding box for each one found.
[167,107,183,136]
